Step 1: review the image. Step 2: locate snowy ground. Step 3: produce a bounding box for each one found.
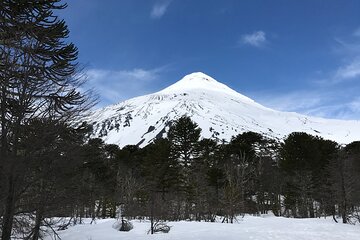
[45,215,360,240]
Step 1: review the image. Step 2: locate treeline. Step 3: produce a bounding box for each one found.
[72,116,360,226]
[2,114,360,239]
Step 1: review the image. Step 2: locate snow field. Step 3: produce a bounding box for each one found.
[46,215,360,240]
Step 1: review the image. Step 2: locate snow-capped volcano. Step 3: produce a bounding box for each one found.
[85,72,360,147]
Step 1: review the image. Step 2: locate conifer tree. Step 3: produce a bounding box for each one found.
[0,1,92,238]
[192,138,219,221]
[280,132,337,218]
[168,116,201,168]
[167,116,201,194]
[329,141,360,223]
[167,116,201,219]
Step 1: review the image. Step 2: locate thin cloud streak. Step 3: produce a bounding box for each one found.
[257,27,360,120]
[85,67,167,107]
[151,0,172,19]
[240,31,267,48]
[253,89,360,120]
[354,27,360,37]
[319,29,360,84]
[254,91,325,113]
[334,58,360,81]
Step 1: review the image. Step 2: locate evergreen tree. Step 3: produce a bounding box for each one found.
[115,145,146,219]
[140,138,179,230]
[220,132,265,220]
[167,116,201,219]
[279,132,337,218]
[167,116,201,189]
[17,120,88,239]
[329,141,360,223]
[81,139,117,219]
[142,138,179,198]
[0,1,92,238]
[191,138,219,221]
[168,116,201,168]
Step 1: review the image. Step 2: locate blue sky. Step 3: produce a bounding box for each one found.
[61,0,360,119]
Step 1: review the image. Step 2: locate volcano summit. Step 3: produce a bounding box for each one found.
[86,72,360,147]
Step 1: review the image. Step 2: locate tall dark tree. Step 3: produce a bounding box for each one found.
[0,1,92,239]
[225,132,271,217]
[140,138,179,232]
[167,116,201,191]
[168,116,201,168]
[329,141,360,223]
[81,139,115,219]
[221,132,265,220]
[279,132,338,218]
[115,145,147,219]
[167,116,201,219]
[17,120,89,240]
[191,138,220,221]
[142,139,179,199]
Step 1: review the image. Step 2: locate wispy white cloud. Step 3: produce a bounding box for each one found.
[333,38,360,56]
[150,0,172,19]
[240,31,267,48]
[253,89,360,120]
[320,29,360,84]
[85,67,167,107]
[254,91,325,113]
[334,58,360,81]
[354,27,360,37]
[304,99,360,120]
[246,27,360,119]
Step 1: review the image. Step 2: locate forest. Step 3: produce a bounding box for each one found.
[1,114,360,238]
[1,1,360,239]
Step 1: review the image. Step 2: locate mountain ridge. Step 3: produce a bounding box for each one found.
[85,72,360,147]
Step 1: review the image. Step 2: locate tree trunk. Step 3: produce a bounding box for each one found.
[101,198,107,219]
[332,206,338,223]
[341,202,347,224]
[309,200,315,218]
[32,208,43,240]
[32,178,45,240]
[340,166,348,224]
[1,175,15,240]
[150,194,154,234]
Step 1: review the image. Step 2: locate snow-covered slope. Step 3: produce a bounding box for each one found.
[85,72,360,147]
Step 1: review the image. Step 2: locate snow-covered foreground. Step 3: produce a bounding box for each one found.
[46,215,360,240]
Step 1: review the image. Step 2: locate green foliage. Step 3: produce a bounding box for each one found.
[228,131,263,159]
[0,1,93,239]
[168,116,201,167]
[280,132,338,174]
[279,132,339,217]
[142,138,180,193]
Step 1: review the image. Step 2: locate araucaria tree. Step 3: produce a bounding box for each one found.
[279,132,338,218]
[0,1,91,239]
[167,116,201,219]
[329,142,360,223]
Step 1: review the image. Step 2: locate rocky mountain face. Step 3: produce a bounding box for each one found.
[85,72,360,147]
